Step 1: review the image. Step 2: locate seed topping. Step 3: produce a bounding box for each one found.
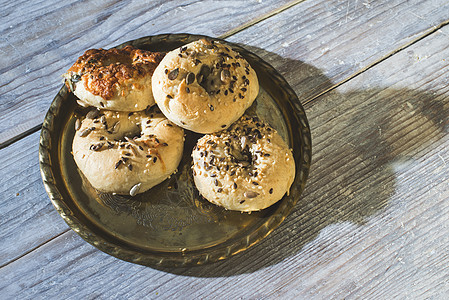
[167,68,179,80]
[129,183,141,197]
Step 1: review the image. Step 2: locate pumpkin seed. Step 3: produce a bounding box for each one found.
[244,191,259,198]
[220,69,230,82]
[186,72,195,84]
[167,68,179,80]
[86,109,99,119]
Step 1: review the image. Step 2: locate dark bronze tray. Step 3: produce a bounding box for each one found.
[39,34,311,267]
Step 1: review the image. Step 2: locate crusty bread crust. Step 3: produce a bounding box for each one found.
[192,115,295,211]
[64,46,165,111]
[152,39,259,133]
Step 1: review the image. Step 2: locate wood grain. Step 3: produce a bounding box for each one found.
[3,0,449,148]
[226,0,449,104]
[1,15,449,300]
[0,0,297,147]
[0,131,68,267]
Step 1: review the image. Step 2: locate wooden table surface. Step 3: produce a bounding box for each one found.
[1,0,449,298]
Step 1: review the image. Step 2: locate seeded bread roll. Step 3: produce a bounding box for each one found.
[152,39,259,133]
[72,107,184,196]
[192,115,295,211]
[64,46,165,111]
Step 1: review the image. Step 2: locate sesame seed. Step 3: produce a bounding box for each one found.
[153,157,157,163]
[269,188,273,194]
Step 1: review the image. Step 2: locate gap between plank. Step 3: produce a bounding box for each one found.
[2,8,449,269]
[0,0,305,151]
[0,124,42,149]
[302,19,449,107]
[219,0,308,39]
[0,228,70,269]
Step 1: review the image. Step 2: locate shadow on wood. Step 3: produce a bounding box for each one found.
[152,46,449,277]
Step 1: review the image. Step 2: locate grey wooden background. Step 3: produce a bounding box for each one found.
[1,0,449,298]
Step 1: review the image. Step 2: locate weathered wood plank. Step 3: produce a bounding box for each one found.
[3,0,449,148]
[0,0,297,147]
[226,0,449,104]
[0,131,68,267]
[1,16,449,300]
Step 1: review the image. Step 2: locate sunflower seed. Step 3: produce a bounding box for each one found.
[74,119,81,131]
[240,136,247,149]
[90,143,104,151]
[129,183,141,196]
[115,160,122,169]
[78,128,91,137]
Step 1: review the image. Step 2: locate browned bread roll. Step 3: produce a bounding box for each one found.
[72,107,184,195]
[152,39,259,133]
[192,115,295,211]
[64,46,165,111]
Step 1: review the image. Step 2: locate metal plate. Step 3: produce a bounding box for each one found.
[39,33,312,267]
